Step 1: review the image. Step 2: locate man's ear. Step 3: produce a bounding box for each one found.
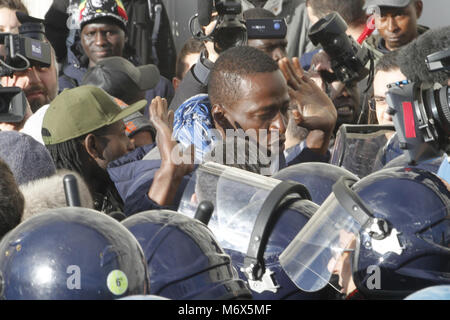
[414,0,423,19]
[211,104,232,138]
[83,134,104,161]
[172,77,181,91]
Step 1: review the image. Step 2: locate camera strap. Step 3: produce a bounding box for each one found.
[242,181,311,293]
[148,0,162,66]
[193,50,213,86]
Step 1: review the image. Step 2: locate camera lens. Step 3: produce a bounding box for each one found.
[441,86,450,133]
[18,20,46,41]
[436,86,450,133]
[308,12,347,46]
[308,12,370,84]
[425,84,450,136]
[215,26,247,53]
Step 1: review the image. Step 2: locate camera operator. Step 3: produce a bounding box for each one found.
[306,5,365,138]
[370,50,406,126]
[168,6,220,111]
[365,51,406,170]
[385,26,450,178]
[0,9,58,114]
[300,7,369,149]
[306,0,367,42]
[305,1,373,132]
[240,0,316,59]
[0,0,28,33]
[303,0,368,70]
[172,38,205,91]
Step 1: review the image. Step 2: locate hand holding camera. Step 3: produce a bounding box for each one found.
[0,12,52,124]
[308,12,371,85]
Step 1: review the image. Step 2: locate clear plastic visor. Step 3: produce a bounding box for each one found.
[178,162,281,253]
[331,126,395,178]
[279,194,360,292]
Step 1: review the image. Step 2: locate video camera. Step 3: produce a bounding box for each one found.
[0,12,51,77]
[386,48,450,165]
[308,12,372,84]
[0,12,51,123]
[191,0,288,54]
[192,0,247,54]
[246,18,287,40]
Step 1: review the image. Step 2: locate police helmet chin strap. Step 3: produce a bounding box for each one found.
[242,181,312,294]
[332,177,403,256]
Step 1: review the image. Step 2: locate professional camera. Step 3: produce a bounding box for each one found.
[308,12,371,84]
[191,0,247,54]
[0,13,51,77]
[0,12,51,123]
[0,86,27,123]
[386,48,450,165]
[246,18,287,40]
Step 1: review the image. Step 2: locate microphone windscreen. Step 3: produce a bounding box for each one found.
[397,26,450,85]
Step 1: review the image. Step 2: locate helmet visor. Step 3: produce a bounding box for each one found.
[279,193,360,292]
[330,125,396,178]
[178,162,281,253]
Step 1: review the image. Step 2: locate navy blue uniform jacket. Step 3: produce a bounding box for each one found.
[107,144,192,217]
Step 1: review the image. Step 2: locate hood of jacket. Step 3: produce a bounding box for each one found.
[60,41,90,90]
[107,143,157,201]
[20,169,94,222]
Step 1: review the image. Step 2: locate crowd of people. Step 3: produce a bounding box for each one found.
[0,0,449,300]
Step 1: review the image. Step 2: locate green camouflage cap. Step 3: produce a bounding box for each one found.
[42,85,147,145]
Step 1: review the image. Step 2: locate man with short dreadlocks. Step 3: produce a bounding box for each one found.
[43,86,145,214]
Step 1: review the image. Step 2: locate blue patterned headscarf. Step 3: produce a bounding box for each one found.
[173,94,219,161]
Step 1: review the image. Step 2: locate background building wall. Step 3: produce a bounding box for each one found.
[22,0,52,19]
[162,0,450,55]
[418,0,449,30]
[22,0,450,56]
